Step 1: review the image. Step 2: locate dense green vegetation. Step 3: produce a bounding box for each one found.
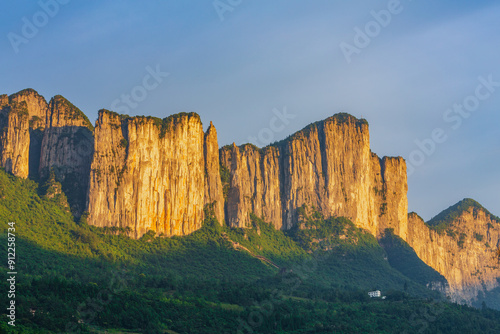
[285,207,441,298]
[1,170,500,333]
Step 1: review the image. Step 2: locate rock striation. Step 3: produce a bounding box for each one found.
[86,111,225,238]
[220,114,408,238]
[407,202,500,305]
[8,89,49,177]
[0,101,31,178]
[39,95,94,216]
[0,89,93,216]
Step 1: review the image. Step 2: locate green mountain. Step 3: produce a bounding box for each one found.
[427,198,500,234]
[1,169,500,333]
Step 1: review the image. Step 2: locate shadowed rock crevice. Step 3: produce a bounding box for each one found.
[39,126,94,217]
[28,128,43,179]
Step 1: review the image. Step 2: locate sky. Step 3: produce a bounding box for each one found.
[0,0,499,220]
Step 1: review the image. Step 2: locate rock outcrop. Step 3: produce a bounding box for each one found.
[87,111,225,238]
[0,89,93,216]
[7,89,49,177]
[220,144,282,229]
[220,114,408,238]
[406,201,500,305]
[0,101,31,178]
[204,121,225,223]
[39,95,94,216]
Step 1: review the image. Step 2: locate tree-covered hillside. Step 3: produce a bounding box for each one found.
[1,169,500,333]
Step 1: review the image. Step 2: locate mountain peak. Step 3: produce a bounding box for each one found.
[326,112,369,126]
[9,88,43,99]
[49,95,94,130]
[427,198,499,229]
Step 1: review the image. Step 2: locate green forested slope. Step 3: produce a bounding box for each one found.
[0,169,500,333]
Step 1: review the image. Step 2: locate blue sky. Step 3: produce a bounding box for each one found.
[1,0,499,220]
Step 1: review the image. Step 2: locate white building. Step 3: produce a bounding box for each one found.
[368,290,381,298]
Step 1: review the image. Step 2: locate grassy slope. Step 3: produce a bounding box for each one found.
[0,170,500,333]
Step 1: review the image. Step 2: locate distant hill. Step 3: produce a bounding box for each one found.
[427,198,500,232]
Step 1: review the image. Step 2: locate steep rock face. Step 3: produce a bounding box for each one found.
[204,122,225,223]
[0,102,31,178]
[8,88,48,130]
[87,111,224,238]
[220,144,282,229]
[371,156,409,240]
[0,89,50,178]
[220,114,408,237]
[281,116,373,230]
[407,206,500,304]
[39,96,94,216]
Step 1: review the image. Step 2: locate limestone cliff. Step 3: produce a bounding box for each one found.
[407,201,500,305]
[87,111,225,238]
[39,95,94,216]
[0,89,50,178]
[0,101,30,178]
[220,114,408,237]
[0,89,94,216]
[0,95,8,108]
[7,89,49,177]
[220,144,282,229]
[9,88,49,130]
[204,121,225,223]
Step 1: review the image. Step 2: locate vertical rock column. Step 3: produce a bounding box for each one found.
[220,144,282,229]
[0,89,50,179]
[87,112,210,238]
[86,110,128,231]
[204,121,225,224]
[276,115,374,232]
[378,157,408,239]
[0,102,31,178]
